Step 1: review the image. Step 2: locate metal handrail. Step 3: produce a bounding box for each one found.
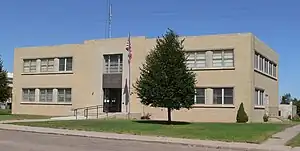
[71,105,105,120]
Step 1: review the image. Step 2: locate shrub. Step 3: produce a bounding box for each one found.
[288,115,292,120]
[293,114,300,121]
[141,113,151,120]
[263,114,269,122]
[236,103,248,123]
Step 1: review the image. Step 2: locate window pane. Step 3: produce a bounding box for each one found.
[58,95,65,102]
[24,60,36,73]
[259,57,263,70]
[58,89,65,102]
[110,63,118,73]
[212,60,222,67]
[187,60,194,68]
[40,94,46,102]
[40,89,46,102]
[224,88,233,104]
[58,89,72,102]
[46,89,53,102]
[223,59,233,67]
[22,89,29,101]
[66,58,73,71]
[59,58,66,71]
[195,89,205,104]
[119,62,123,72]
[269,63,273,75]
[213,52,222,59]
[195,52,205,68]
[196,52,205,59]
[260,91,264,105]
[41,59,47,66]
[254,54,258,69]
[264,60,268,73]
[273,65,277,77]
[24,61,30,67]
[104,55,123,73]
[23,67,30,73]
[31,60,36,65]
[29,89,35,102]
[213,88,222,104]
[224,51,233,59]
[255,90,259,105]
[110,55,118,63]
[118,55,123,72]
[195,60,205,68]
[187,53,195,60]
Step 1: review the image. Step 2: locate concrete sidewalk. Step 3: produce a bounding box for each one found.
[0,123,297,151]
[263,124,300,146]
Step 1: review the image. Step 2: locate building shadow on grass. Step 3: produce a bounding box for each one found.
[134,120,191,125]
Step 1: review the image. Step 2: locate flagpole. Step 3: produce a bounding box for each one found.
[126,32,132,119]
[128,55,131,118]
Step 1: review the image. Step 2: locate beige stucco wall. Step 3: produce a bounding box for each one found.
[133,33,254,122]
[13,33,279,123]
[251,36,279,122]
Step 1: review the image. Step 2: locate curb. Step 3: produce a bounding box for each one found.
[0,124,294,151]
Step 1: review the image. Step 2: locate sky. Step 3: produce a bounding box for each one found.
[0,0,299,97]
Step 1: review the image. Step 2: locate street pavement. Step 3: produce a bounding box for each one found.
[0,130,232,151]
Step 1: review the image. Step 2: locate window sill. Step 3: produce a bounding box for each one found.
[20,102,72,105]
[191,67,235,71]
[254,69,277,80]
[21,71,73,75]
[254,105,265,109]
[193,104,235,108]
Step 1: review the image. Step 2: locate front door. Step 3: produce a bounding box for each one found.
[103,88,122,112]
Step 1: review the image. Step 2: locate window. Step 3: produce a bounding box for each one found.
[259,57,263,71]
[273,64,277,77]
[255,89,264,106]
[264,60,268,73]
[212,51,222,67]
[40,58,54,72]
[39,89,53,102]
[254,52,277,78]
[254,54,258,69]
[269,63,273,76]
[212,50,234,67]
[195,88,205,104]
[224,88,234,104]
[22,89,35,102]
[186,52,206,69]
[23,59,36,73]
[59,57,73,71]
[104,54,123,73]
[58,88,72,103]
[223,50,234,67]
[213,88,222,104]
[213,88,233,104]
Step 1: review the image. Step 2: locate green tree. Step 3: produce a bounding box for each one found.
[236,103,248,123]
[134,29,196,123]
[292,98,300,116]
[281,93,292,104]
[0,56,10,103]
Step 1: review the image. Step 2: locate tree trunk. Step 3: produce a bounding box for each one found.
[167,108,172,124]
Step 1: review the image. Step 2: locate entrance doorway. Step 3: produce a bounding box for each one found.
[103,88,122,112]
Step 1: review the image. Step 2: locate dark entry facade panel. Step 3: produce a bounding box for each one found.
[102,74,122,88]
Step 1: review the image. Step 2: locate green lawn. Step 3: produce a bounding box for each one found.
[0,114,51,121]
[286,133,300,147]
[12,119,290,143]
[0,109,51,121]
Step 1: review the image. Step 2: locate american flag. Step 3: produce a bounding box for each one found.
[126,33,132,63]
